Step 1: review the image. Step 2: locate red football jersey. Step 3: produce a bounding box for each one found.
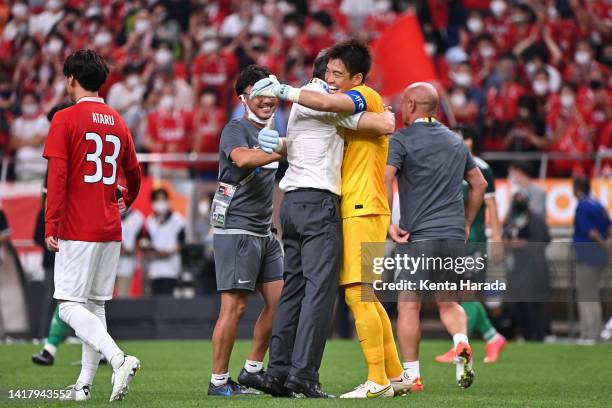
[43,97,139,242]
[146,109,193,169]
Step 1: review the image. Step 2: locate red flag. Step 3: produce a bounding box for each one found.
[371,12,437,98]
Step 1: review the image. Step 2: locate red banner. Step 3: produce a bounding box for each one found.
[370,12,437,98]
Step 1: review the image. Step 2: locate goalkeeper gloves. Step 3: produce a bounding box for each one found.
[258,128,284,154]
[250,75,301,103]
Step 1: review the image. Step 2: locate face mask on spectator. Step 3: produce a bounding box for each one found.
[22,104,37,116]
[47,0,62,12]
[0,90,12,100]
[452,72,471,87]
[39,65,53,82]
[467,18,483,33]
[479,46,494,59]
[262,1,276,16]
[560,94,575,108]
[532,80,548,96]
[155,49,173,66]
[12,3,28,18]
[94,31,113,48]
[450,92,467,108]
[547,5,558,19]
[126,75,140,89]
[201,40,219,54]
[47,38,63,55]
[152,200,169,214]
[376,0,392,13]
[283,25,299,39]
[425,42,437,56]
[574,51,590,66]
[134,19,151,34]
[490,0,507,16]
[159,95,175,111]
[85,6,102,19]
[525,61,537,76]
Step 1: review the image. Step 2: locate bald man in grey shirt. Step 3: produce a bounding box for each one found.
[384,82,487,391]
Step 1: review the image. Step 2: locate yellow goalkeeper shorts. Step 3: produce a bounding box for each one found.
[340,214,390,286]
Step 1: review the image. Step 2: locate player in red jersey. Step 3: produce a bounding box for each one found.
[43,50,142,402]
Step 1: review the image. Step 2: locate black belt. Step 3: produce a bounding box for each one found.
[285,187,338,198]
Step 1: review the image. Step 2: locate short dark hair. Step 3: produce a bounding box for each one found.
[498,52,517,63]
[573,176,591,196]
[122,62,141,77]
[63,49,109,92]
[312,10,333,28]
[47,101,74,122]
[235,65,271,96]
[282,12,304,27]
[151,187,169,201]
[326,40,371,82]
[534,67,549,78]
[312,51,329,81]
[476,33,494,43]
[453,123,477,141]
[201,87,219,100]
[509,160,534,176]
[561,82,577,94]
[22,90,41,103]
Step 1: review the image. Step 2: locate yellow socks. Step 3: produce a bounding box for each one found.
[374,301,404,379]
[345,284,401,385]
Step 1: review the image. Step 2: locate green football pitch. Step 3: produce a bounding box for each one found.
[1,339,611,407]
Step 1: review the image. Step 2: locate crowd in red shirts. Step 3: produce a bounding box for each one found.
[432,0,611,176]
[0,0,609,179]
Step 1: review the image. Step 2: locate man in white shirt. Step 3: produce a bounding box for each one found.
[257,54,395,398]
[106,64,145,137]
[10,92,49,180]
[29,0,65,37]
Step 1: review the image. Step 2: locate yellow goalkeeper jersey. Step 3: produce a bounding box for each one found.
[341,84,390,219]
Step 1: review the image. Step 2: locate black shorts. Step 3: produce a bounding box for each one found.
[213,233,283,292]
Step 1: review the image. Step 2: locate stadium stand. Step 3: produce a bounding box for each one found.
[0,0,609,180]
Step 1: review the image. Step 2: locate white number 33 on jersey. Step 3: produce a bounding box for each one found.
[84,132,121,185]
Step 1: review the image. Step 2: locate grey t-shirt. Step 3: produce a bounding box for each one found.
[218,118,276,234]
[387,121,476,241]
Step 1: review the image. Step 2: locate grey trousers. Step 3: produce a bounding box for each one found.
[576,262,603,340]
[267,189,342,382]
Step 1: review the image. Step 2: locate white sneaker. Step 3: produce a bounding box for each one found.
[340,380,394,398]
[601,317,612,340]
[60,384,91,401]
[390,371,412,396]
[109,355,140,401]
